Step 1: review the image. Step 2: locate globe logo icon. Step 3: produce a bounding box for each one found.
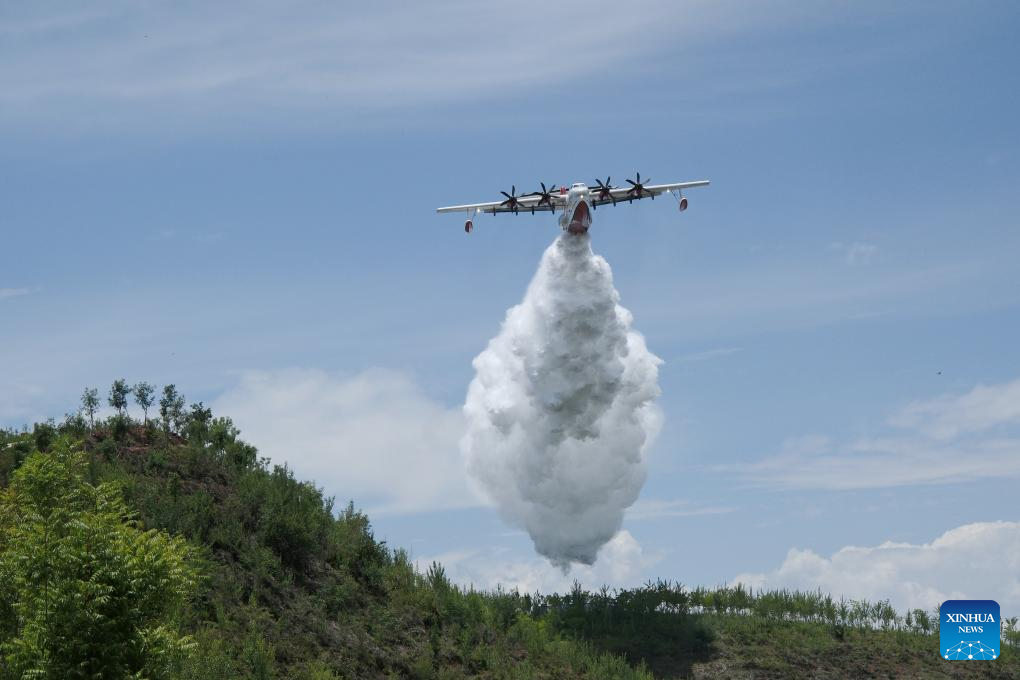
[944,641,997,660]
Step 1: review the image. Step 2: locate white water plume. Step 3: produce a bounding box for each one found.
[462,233,662,569]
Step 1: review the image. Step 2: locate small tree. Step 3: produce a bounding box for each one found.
[186,402,213,443]
[134,381,155,425]
[159,384,186,440]
[81,387,100,428]
[108,379,132,418]
[0,444,200,677]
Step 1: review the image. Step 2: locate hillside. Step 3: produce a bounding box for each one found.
[1,386,1018,679]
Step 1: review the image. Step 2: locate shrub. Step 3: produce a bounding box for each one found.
[0,444,200,678]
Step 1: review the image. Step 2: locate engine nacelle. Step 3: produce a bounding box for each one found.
[678,197,688,212]
[464,219,473,233]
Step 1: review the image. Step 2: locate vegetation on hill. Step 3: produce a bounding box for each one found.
[1,381,1018,679]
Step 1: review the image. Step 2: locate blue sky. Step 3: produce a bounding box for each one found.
[3,2,1019,611]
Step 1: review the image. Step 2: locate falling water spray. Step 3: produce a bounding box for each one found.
[462,233,662,569]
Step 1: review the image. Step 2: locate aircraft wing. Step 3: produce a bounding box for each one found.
[591,180,710,208]
[436,194,562,214]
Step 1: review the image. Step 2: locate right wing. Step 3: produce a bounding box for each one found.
[436,194,563,215]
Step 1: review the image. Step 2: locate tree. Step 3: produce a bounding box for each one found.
[108,378,132,417]
[80,388,99,428]
[159,384,186,438]
[186,402,213,443]
[0,444,199,678]
[134,381,155,425]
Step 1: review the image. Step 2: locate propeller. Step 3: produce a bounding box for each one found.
[499,185,522,213]
[625,172,653,201]
[528,182,557,212]
[593,176,615,207]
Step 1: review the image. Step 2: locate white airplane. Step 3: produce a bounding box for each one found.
[436,173,709,234]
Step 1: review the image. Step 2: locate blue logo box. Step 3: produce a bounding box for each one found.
[941,599,1000,660]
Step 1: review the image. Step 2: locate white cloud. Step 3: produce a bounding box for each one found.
[0,1,858,134]
[626,498,736,520]
[830,241,878,265]
[731,376,1020,490]
[418,530,661,594]
[846,242,878,265]
[641,256,996,344]
[890,377,1020,440]
[733,521,1020,615]
[213,368,481,515]
[0,288,30,300]
[737,436,1020,490]
[0,2,733,128]
[671,347,742,364]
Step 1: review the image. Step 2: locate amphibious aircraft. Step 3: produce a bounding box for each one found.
[436,173,709,233]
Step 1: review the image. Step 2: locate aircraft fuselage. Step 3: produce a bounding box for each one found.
[559,183,593,235]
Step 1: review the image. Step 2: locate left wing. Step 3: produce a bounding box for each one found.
[592,179,710,208]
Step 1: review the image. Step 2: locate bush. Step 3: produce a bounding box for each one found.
[0,444,201,678]
[31,420,56,452]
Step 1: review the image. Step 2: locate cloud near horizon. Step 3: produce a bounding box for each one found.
[213,368,481,515]
[733,521,1020,616]
[729,376,1020,490]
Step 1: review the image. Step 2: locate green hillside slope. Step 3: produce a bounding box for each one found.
[1,384,1017,679]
